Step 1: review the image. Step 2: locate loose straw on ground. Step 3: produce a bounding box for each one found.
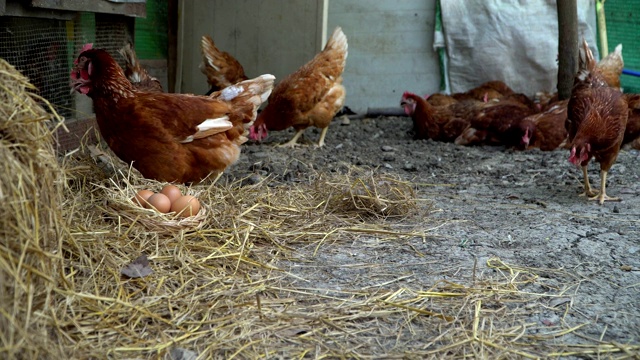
[1,58,636,359]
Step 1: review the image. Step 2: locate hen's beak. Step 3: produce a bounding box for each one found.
[522,129,531,145]
[70,72,90,94]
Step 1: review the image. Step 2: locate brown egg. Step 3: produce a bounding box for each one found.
[160,184,182,204]
[133,189,154,208]
[147,193,172,213]
[170,195,201,217]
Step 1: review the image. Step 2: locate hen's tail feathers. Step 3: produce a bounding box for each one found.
[119,43,144,82]
[210,74,275,130]
[118,43,162,91]
[601,43,624,67]
[199,35,247,91]
[324,26,348,63]
[200,35,221,74]
[575,39,607,89]
[597,43,624,89]
[312,26,348,81]
[577,40,597,75]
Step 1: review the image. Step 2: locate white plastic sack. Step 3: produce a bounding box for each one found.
[437,0,598,97]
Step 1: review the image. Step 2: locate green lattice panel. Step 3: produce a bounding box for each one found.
[604,0,640,93]
[134,0,168,60]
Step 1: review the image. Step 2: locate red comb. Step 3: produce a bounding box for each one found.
[402,91,415,99]
[74,43,94,65]
[80,43,93,53]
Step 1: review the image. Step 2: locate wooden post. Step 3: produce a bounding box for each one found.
[557,0,578,100]
[168,0,178,93]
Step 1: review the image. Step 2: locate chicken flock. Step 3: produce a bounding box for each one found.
[70,27,347,183]
[70,29,638,204]
[402,42,637,204]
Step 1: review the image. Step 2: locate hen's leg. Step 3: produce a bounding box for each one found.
[579,165,599,197]
[316,127,329,148]
[278,129,304,148]
[588,170,621,204]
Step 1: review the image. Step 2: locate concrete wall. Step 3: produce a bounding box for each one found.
[327,0,440,113]
[177,0,325,95]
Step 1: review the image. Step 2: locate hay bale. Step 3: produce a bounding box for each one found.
[0,58,65,358]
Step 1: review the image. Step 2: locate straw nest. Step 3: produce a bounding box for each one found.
[2,58,636,359]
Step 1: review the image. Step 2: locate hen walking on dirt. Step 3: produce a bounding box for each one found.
[249,26,348,148]
[566,41,628,204]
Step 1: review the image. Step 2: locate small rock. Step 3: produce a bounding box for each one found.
[167,348,198,360]
[243,174,262,186]
[283,172,295,182]
[384,163,393,169]
[613,205,620,213]
[628,246,639,255]
[335,143,344,149]
[540,313,560,326]
[383,155,395,162]
[403,162,417,171]
[381,145,395,152]
[249,161,271,173]
[340,115,350,125]
[252,151,270,159]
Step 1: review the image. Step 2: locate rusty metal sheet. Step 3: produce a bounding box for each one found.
[30,0,146,17]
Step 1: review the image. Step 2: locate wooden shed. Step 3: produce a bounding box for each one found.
[0,0,630,150]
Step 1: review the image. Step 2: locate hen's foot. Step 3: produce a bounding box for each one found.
[578,189,599,197]
[276,141,300,148]
[588,193,621,205]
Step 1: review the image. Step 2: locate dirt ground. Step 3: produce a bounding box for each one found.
[223,114,640,354]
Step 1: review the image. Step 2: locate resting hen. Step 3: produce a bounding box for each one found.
[401,91,470,142]
[200,35,248,95]
[521,100,568,151]
[452,80,515,102]
[70,44,274,183]
[622,93,640,146]
[249,26,348,147]
[426,93,458,107]
[455,95,538,147]
[566,40,628,204]
[535,91,560,111]
[118,43,163,93]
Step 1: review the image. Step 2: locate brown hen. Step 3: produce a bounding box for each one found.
[622,93,640,146]
[521,99,568,151]
[401,92,472,142]
[597,44,623,90]
[566,40,628,204]
[426,93,458,107]
[249,27,348,147]
[455,97,538,148]
[71,44,274,183]
[199,35,248,95]
[452,80,515,102]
